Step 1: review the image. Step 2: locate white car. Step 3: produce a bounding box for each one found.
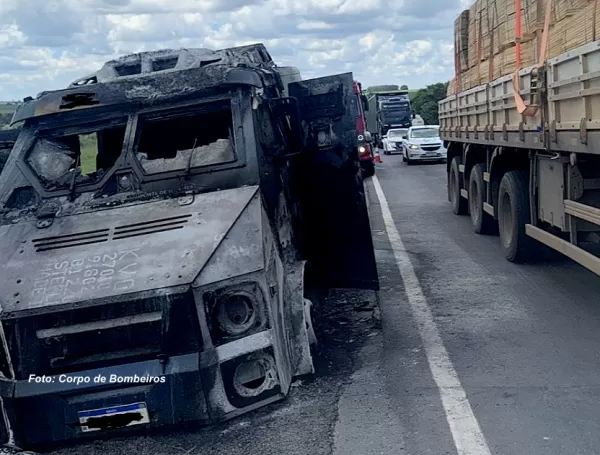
[381,128,408,155]
[402,125,447,164]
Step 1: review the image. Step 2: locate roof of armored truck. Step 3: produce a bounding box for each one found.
[10,43,277,126]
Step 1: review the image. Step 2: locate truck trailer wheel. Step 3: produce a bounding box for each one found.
[497,171,534,263]
[469,164,497,235]
[449,157,467,215]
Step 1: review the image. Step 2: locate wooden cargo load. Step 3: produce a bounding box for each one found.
[455,10,470,72]
[448,0,600,96]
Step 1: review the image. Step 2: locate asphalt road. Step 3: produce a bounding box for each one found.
[49,152,600,455]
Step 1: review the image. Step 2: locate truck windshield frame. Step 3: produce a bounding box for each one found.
[129,97,248,183]
[15,93,252,200]
[133,100,238,176]
[382,110,411,123]
[22,116,130,194]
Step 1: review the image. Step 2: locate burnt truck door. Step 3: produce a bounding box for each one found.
[289,72,379,291]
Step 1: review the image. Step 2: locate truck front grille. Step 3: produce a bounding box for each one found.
[4,291,202,379]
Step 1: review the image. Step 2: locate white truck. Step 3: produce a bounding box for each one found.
[439,40,600,275]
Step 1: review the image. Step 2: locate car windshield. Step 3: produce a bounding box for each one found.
[411,128,439,139]
[387,130,407,138]
[27,120,127,190]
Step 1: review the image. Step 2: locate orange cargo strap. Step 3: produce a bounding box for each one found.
[512,0,553,116]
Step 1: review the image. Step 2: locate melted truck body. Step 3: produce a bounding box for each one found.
[0,44,378,450]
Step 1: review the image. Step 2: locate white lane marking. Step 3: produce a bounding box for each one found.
[371,175,492,455]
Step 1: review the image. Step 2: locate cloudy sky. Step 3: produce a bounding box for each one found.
[0,0,472,101]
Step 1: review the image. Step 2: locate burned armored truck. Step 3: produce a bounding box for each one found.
[0,44,379,449]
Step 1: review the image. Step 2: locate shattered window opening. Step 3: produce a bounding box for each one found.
[135,106,237,175]
[27,123,127,190]
[114,63,141,76]
[152,57,178,72]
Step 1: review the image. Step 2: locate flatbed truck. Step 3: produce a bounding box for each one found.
[439,40,600,275]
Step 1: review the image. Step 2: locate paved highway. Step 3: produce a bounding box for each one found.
[51,152,600,455]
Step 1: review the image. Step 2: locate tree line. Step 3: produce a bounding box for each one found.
[409,82,448,126]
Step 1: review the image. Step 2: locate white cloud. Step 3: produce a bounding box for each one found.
[0,0,464,100]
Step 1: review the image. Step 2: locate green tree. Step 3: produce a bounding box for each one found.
[409,82,449,125]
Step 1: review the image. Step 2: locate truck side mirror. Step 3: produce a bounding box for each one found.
[412,111,416,119]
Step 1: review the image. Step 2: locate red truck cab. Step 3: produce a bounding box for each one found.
[353,80,376,177]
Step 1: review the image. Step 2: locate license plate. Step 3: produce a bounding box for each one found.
[78,402,150,432]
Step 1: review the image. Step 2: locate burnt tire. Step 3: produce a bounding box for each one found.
[469,163,497,235]
[497,171,535,263]
[449,157,467,215]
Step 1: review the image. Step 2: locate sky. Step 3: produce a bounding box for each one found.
[0,0,473,101]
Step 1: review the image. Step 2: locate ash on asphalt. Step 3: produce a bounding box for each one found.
[47,289,380,455]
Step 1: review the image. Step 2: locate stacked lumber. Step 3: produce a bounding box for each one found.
[455,10,470,72]
[447,0,600,96]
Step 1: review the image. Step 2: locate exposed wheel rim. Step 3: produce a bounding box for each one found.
[469,177,480,225]
[499,190,514,249]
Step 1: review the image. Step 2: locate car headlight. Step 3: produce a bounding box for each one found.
[409,144,419,150]
[358,146,367,154]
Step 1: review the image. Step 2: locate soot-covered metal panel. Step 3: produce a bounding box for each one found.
[0,186,260,317]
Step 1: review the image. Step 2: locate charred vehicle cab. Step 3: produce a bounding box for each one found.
[0,44,378,450]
